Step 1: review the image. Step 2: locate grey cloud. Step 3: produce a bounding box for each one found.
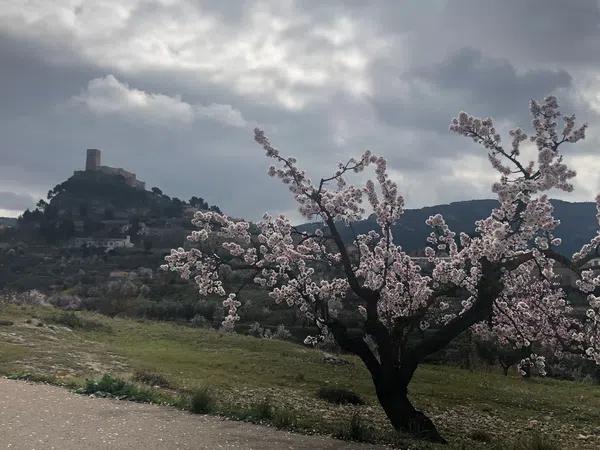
[0,32,98,119]
[0,191,36,211]
[418,48,572,118]
[439,0,600,67]
[372,48,572,134]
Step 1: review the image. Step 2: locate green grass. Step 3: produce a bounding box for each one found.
[0,304,599,448]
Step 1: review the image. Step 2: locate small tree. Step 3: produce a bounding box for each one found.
[163,97,599,442]
[189,196,209,210]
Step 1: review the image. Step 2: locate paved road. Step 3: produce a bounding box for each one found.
[0,378,384,449]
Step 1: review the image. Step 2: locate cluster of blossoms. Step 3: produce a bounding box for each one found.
[573,199,600,364]
[441,96,595,364]
[163,96,599,370]
[517,353,547,377]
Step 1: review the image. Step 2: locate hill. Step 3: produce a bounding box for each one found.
[46,170,179,220]
[0,217,17,227]
[299,199,598,256]
[12,167,220,247]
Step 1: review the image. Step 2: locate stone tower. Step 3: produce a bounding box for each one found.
[85,149,101,171]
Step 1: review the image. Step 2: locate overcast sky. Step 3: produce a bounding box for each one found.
[2,0,600,220]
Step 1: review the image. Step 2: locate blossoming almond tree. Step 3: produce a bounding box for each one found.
[163,97,599,442]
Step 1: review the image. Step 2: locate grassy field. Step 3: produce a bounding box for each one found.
[0,303,599,449]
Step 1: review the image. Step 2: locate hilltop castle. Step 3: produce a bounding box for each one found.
[74,149,145,190]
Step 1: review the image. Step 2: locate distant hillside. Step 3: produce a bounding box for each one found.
[0,217,17,227]
[299,199,598,257]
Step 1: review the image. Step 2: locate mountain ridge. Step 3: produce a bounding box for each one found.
[298,198,598,257]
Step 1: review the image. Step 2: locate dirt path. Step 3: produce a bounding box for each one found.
[0,378,386,449]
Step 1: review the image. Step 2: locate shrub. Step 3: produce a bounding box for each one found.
[187,387,215,414]
[272,324,292,341]
[247,323,292,340]
[7,372,60,385]
[82,374,161,403]
[316,332,341,353]
[132,370,171,388]
[193,300,217,322]
[272,408,296,429]
[247,321,264,338]
[248,397,273,421]
[469,430,493,443]
[48,311,109,332]
[48,293,82,310]
[500,433,560,450]
[316,386,364,405]
[190,314,208,328]
[334,413,372,442]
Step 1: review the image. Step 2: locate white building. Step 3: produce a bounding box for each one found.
[69,236,134,251]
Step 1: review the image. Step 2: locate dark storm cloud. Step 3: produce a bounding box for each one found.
[0,32,99,118]
[419,48,572,118]
[0,0,599,219]
[439,0,600,67]
[372,48,573,135]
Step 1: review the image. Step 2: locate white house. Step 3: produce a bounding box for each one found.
[69,236,134,251]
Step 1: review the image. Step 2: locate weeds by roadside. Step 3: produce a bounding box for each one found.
[184,386,216,414]
[6,372,80,389]
[132,370,172,388]
[80,374,171,404]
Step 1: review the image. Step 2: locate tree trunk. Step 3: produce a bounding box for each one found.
[373,371,446,443]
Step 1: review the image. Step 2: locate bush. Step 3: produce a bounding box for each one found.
[190,314,209,328]
[500,433,560,450]
[132,370,171,388]
[247,321,264,338]
[316,332,341,353]
[469,429,493,443]
[247,322,292,341]
[48,293,82,310]
[187,387,215,414]
[316,386,364,405]
[48,311,109,332]
[334,413,372,442]
[193,300,217,322]
[272,408,296,429]
[248,397,273,421]
[272,324,292,341]
[82,374,161,403]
